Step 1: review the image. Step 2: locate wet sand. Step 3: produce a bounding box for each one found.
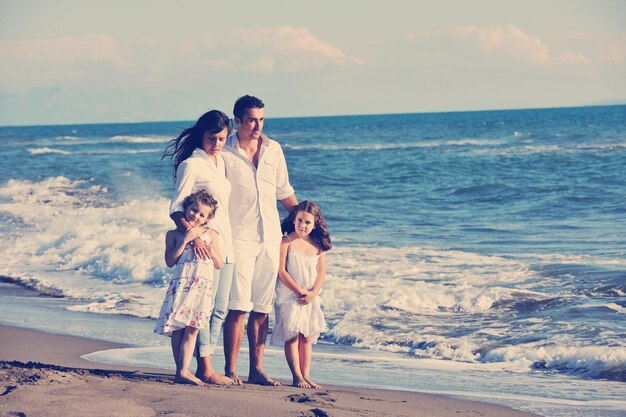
[0,324,540,417]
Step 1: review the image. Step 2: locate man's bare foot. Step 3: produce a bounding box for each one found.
[293,377,311,388]
[197,370,235,386]
[174,370,205,386]
[225,371,243,386]
[304,377,321,389]
[248,369,281,386]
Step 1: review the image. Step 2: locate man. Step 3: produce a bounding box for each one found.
[222,95,298,385]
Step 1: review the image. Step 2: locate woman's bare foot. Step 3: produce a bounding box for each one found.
[225,371,243,386]
[248,368,281,386]
[304,377,321,389]
[174,370,205,386]
[197,370,235,385]
[293,377,311,388]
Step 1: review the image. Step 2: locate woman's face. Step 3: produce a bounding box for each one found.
[201,127,228,157]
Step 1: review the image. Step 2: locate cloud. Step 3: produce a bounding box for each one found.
[196,26,362,72]
[0,26,360,91]
[0,34,133,67]
[408,24,592,66]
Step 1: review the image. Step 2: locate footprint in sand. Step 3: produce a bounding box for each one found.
[287,391,336,404]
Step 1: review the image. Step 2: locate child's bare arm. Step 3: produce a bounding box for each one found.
[164,227,204,267]
[164,230,184,267]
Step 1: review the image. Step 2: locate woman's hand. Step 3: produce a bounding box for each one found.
[192,237,211,260]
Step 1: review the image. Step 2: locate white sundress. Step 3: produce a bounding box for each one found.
[154,228,215,336]
[271,242,326,345]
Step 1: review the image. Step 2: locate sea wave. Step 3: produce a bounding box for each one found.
[484,344,626,381]
[27,147,72,155]
[1,176,625,383]
[27,148,159,155]
[283,138,505,151]
[111,135,170,144]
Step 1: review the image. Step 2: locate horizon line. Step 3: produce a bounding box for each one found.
[1,102,625,128]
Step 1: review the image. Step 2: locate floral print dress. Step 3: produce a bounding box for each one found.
[154,227,214,336]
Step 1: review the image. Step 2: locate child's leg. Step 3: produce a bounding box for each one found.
[171,329,184,375]
[299,334,321,389]
[284,336,310,388]
[175,326,205,386]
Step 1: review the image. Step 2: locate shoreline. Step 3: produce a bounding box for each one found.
[0,278,540,417]
[0,324,540,417]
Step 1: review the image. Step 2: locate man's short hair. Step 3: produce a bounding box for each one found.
[233,95,265,120]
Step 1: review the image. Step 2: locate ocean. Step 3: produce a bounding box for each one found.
[0,105,625,416]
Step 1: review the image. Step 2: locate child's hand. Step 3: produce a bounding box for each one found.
[298,292,315,305]
[183,226,205,243]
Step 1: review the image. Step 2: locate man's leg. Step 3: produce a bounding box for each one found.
[223,240,258,385]
[247,311,280,385]
[223,309,246,385]
[247,239,281,386]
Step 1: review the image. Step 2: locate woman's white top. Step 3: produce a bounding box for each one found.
[169,148,234,260]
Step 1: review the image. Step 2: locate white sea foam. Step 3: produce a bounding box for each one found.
[27,147,72,155]
[577,143,626,150]
[283,138,504,151]
[467,145,563,156]
[484,344,626,380]
[111,135,170,144]
[0,177,171,318]
[27,148,159,156]
[1,177,624,383]
[603,303,626,314]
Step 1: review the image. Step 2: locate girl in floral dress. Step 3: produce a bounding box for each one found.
[154,190,223,385]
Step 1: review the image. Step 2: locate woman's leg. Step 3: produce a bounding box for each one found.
[196,264,235,385]
[285,335,310,388]
[175,326,204,386]
[299,334,321,389]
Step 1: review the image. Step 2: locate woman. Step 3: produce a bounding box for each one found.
[162,110,237,385]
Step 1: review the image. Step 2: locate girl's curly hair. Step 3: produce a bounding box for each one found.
[182,190,218,222]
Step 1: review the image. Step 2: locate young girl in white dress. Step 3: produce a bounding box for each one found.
[272,200,332,388]
[154,190,223,386]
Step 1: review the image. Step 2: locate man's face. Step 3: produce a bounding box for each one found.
[236,107,264,141]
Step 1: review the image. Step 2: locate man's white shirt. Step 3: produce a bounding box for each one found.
[222,132,294,242]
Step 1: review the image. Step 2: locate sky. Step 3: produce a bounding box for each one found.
[1,0,625,125]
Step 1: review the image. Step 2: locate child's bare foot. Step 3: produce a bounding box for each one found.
[225,371,243,386]
[197,370,235,385]
[175,370,205,386]
[293,377,311,388]
[248,368,281,386]
[304,377,321,389]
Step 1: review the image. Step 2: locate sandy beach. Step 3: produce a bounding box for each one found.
[0,323,541,417]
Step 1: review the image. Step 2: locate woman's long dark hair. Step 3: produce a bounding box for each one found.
[281,201,332,252]
[162,110,232,180]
